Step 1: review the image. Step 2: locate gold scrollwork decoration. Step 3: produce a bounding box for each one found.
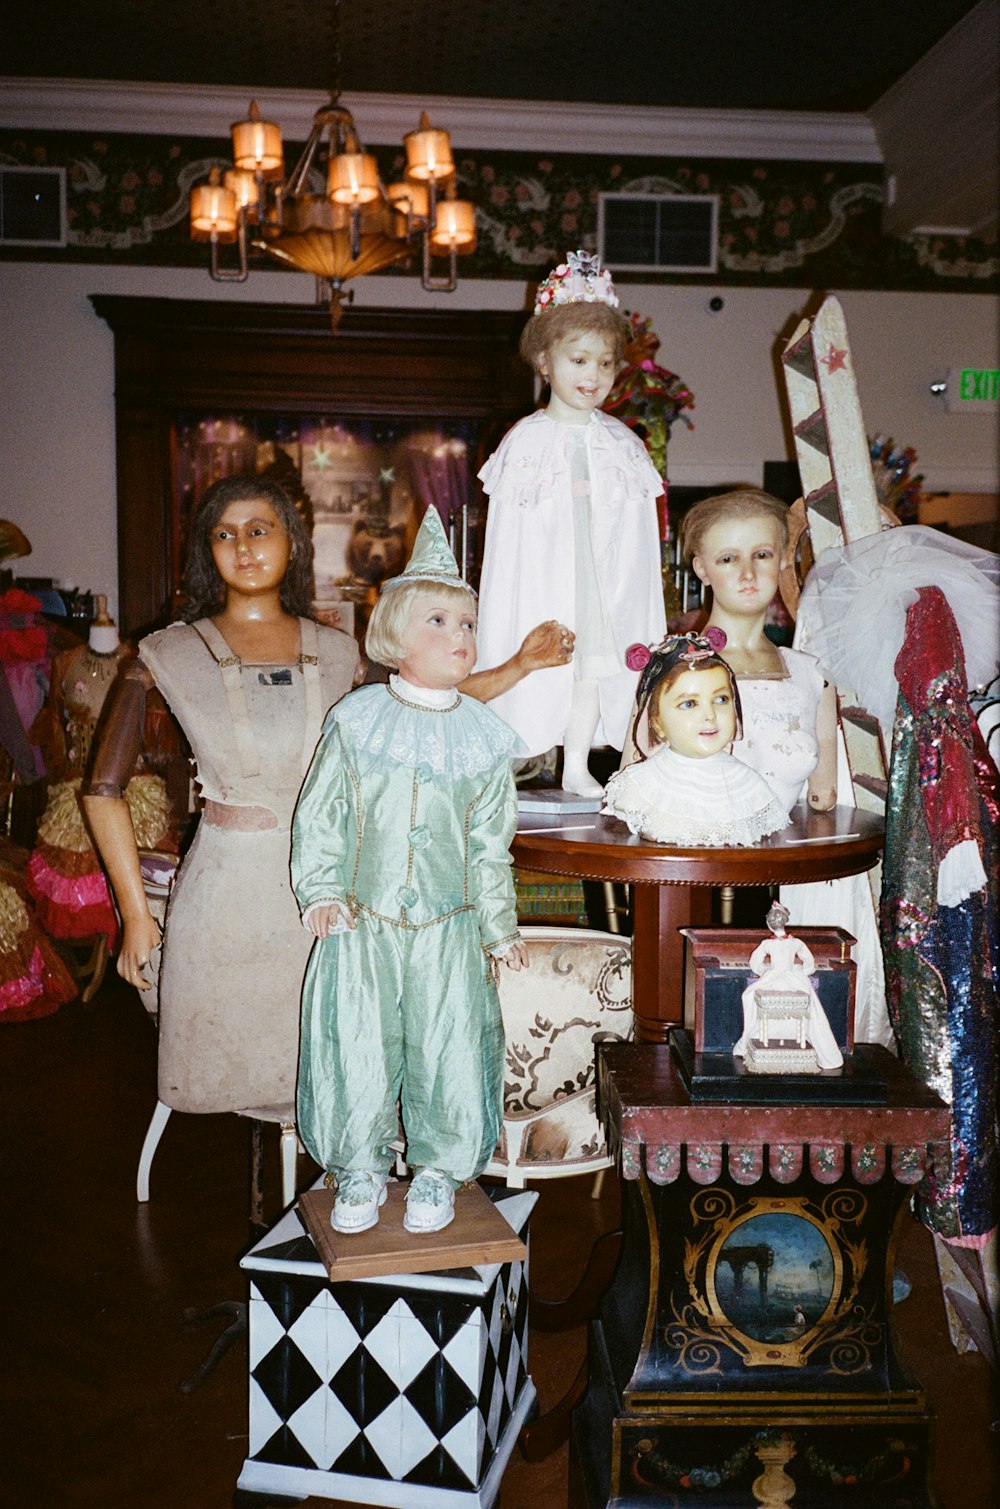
[663,1187,878,1373]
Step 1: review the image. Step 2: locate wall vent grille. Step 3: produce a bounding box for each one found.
[0,167,67,247]
[598,192,718,274]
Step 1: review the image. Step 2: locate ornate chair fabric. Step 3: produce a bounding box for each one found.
[484,926,633,1188]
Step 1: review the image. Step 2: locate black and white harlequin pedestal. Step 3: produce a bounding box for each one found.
[236,1187,538,1508]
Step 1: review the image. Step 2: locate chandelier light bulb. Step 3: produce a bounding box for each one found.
[231,100,283,177]
[404,113,455,182]
[328,150,380,206]
[431,197,477,250]
[189,169,239,242]
[387,180,431,220]
[223,168,259,214]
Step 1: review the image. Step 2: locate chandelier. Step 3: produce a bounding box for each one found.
[187,3,476,328]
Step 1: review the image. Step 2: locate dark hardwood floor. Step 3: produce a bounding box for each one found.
[1,975,996,1507]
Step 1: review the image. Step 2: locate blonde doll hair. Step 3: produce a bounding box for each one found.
[365,578,476,669]
[519,301,630,373]
[679,488,790,566]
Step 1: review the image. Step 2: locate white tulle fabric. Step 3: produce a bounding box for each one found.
[796,527,1000,735]
[328,679,516,781]
[602,747,788,848]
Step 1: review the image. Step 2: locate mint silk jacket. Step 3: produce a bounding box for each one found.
[291,682,521,951]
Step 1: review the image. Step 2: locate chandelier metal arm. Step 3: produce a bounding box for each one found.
[208,211,249,283]
[284,103,357,200]
[420,179,458,292]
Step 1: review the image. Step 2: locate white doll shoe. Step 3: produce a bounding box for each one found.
[404,1169,455,1233]
[331,1171,389,1234]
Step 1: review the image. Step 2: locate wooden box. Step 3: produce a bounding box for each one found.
[237,1185,537,1507]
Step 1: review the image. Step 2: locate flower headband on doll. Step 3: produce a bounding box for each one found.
[625,628,744,758]
[533,249,620,317]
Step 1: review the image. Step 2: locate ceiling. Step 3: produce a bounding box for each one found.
[2,0,984,113]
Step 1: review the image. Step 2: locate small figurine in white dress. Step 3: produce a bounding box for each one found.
[602,630,787,847]
[734,902,844,1069]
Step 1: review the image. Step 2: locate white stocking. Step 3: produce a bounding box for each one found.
[561,679,603,796]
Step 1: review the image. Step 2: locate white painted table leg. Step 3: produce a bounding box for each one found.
[279,1122,298,1208]
[136,1099,172,1202]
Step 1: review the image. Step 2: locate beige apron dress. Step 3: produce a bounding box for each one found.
[138,617,358,1116]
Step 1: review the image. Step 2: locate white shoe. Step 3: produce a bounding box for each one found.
[404,1169,455,1233]
[331,1170,389,1234]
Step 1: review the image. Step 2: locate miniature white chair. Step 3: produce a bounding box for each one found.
[754,989,811,1049]
[136,1101,299,1209]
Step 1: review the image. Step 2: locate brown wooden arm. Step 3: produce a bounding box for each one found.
[83,660,151,797]
[81,660,161,989]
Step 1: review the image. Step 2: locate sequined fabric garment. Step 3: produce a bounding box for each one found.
[880,587,999,1244]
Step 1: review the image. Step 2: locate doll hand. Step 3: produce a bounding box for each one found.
[499,940,529,971]
[305,902,356,938]
[117,912,162,992]
[516,621,574,673]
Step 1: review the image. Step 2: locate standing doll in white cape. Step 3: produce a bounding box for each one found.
[477,251,666,795]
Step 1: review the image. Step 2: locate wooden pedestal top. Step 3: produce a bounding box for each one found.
[598,1042,951,1161]
[512,803,883,888]
[299,1180,527,1282]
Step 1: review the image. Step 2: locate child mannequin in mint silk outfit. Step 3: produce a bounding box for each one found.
[292,508,526,1238]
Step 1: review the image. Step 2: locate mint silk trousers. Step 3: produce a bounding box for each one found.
[297,908,505,1184]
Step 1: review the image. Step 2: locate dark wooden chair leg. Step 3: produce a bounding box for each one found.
[529,1228,622,1332]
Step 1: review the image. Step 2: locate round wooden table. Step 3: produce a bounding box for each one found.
[512,803,884,1043]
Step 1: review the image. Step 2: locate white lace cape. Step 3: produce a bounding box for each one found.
[602,747,788,848]
[324,682,516,780]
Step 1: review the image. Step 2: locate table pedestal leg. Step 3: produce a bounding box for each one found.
[631,885,712,1044]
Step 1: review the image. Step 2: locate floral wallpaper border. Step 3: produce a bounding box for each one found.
[1,128,996,292]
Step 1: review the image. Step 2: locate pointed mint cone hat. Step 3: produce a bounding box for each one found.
[380,504,475,595]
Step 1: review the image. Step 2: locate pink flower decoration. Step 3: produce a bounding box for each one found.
[704,626,727,651]
[625,643,652,671]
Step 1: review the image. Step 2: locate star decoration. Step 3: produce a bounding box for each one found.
[308,443,334,471]
[822,345,848,374]
[379,467,395,485]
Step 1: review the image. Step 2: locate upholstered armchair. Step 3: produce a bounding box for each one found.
[484,926,633,1188]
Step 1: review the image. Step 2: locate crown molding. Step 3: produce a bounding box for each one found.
[0,78,882,162]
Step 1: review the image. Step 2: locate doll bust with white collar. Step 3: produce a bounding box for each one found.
[602,630,787,848]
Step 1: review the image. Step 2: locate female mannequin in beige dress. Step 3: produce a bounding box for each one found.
[84,478,362,1119]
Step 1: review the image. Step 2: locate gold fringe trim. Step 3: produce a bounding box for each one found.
[0,883,31,952]
[124,774,173,850]
[36,774,172,855]
[36,780,92,853]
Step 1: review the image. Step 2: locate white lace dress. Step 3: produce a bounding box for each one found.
[731,647,825,815]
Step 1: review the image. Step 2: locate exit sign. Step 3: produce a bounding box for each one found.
[945,367,1000,413]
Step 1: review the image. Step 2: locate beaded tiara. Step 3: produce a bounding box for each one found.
[533,249,620,317]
